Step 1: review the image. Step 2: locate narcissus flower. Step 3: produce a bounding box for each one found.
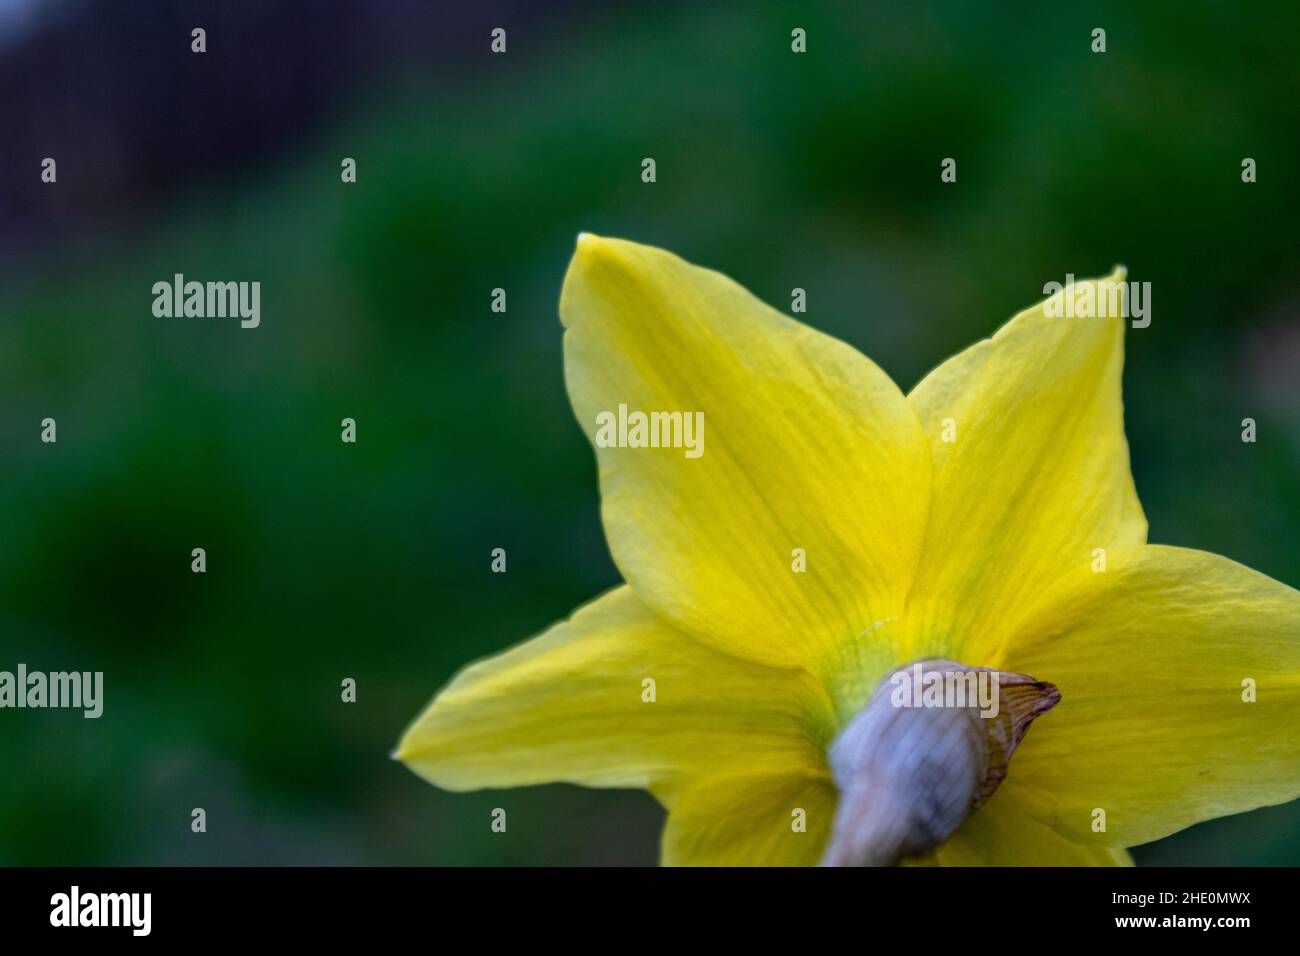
[396,235,1300,866]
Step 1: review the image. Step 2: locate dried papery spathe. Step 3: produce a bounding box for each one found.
[821,659,1060,866]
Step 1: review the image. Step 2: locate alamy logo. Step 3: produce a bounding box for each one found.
[50,886,151,936]
[152,274,261,328]
[595,403,704,458]
[889,662,1000,718]
[0,664,103,718]
[1042,273,1150,328]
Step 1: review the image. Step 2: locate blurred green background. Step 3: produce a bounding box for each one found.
[1,0,1297,865]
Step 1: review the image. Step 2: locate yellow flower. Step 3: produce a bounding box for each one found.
[395,235,1300,866]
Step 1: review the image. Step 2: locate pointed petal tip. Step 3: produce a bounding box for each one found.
[390,732,420,764]
[574,231,614,260]
[568,231,618,281]
[561,232,643,328]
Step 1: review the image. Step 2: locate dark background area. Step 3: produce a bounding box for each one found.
[1,0,1297,864]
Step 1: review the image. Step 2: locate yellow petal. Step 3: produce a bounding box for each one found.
[662,770,1132,867]
[904,269,1147,665]
[998,545,1300,846]
[395,586,834,802]
[561,235,930,691]
[661,769,838,865]
[922,788,1132,866]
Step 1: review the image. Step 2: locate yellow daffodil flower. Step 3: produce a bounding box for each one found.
[396,235,1300,866]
